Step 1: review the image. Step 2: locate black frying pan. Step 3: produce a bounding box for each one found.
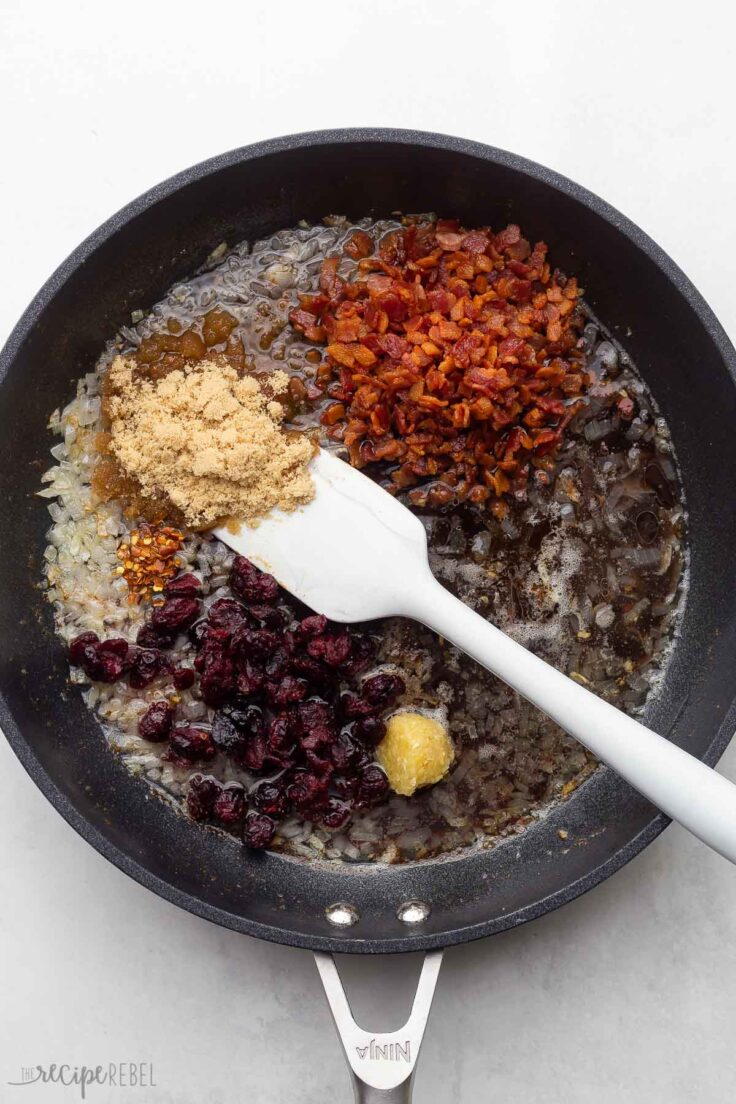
[2,129,736,1100]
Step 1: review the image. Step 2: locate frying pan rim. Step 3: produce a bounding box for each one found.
[1,127,735,954]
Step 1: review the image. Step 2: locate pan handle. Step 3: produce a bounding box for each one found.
[314,950,443,1102]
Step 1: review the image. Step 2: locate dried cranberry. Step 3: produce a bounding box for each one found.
[82,638,129,683]
[361,672,405,707]
[138,700,174,742]
[213,783,246,825]
[321,796,352,829]
[355,716,386,746]
[128,647,167,689]
[329,735,351,772]
[342,635,375,676]
[268,712,299,756]
[69,632,99,666]
[187,774,222,821]
[287,772,329,815]
[98,637,129,659]
[105,654,130,681]
[70,634,128,683]
[229,555,258,595]
[75,642,106,681]
[207,598,248,633]
[235,663,265,697]
[243,811,276,850]
[302,724,335,750]
[151,596,200,633]
[291,654,330,682]
[295,614,328,640]
[330,731,368,771]
[136,623,176,650]
[297,699,335,733]
[266,676,309,706]
[211,712,243,754]
[253,779,289,817]
[263,647,292,678]
[194,627,230,671]
[163,572,201,598]
[239,733,269,772]
[232,626,280,662]
[173,666,196,690]
[231,556,279,604]
[213,703,263,753]
[307,633,352,668]
[340,692,375,719]
[249,604,287,630]
[168,724,216,762]
[356,763,389,807]
[199,655,235,706]
[94,644,129,680]
[253,572,280,602]
[305,747,335,774]
[229,701,265,735]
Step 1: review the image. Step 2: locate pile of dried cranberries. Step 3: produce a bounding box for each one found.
[70,557,402,848]
[290,219,588,516]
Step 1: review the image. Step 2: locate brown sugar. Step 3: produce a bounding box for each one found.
[105,356,315,529]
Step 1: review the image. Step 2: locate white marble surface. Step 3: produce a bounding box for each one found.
[2,1,736,1100]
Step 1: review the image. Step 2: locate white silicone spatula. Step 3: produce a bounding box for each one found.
[215,448,736,864]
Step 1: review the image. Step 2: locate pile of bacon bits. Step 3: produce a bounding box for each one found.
[289,219,589,516]
[69,556,402,850]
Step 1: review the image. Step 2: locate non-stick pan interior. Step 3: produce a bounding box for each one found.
[1,130,735,952]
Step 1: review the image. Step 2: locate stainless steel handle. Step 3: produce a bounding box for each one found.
[314,950,443,1103]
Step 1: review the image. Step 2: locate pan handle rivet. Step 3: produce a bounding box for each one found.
[397,899,431,924]
[325,902,359,927]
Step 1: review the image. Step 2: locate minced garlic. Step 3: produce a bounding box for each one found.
[377,712,454,797]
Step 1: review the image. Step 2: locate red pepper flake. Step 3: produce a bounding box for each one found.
[289,219,589,506]
[116,522,185,604]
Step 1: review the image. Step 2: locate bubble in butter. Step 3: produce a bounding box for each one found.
[377,712,454,797]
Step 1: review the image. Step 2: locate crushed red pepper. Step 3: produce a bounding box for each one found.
[289,219,589,515]
[115,522,185,604]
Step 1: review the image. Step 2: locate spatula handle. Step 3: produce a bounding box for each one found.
[405,577,736,864]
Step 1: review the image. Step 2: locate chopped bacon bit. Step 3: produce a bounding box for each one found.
[290,219,587,506]
[352,344,377,368]
[319,257,345,300]
[436,229,464,250]
[345,230,374,259]
[366,274,393,297]
[288,307,327,344]
[321,402,346,426]
[326,343,356,368]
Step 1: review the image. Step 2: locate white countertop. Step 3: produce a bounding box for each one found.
[2,2,736,1100]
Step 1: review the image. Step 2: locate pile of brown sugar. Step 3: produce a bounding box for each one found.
[105,356,315,529]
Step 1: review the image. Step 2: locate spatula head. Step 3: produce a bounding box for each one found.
[213,450,431,622]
